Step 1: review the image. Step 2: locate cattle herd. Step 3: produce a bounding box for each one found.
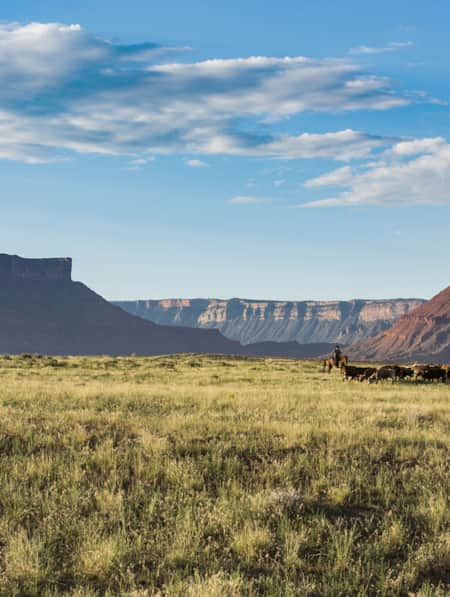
[339,363,450,383]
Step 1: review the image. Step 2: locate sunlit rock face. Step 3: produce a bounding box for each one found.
[0,254,72,282]
[115,297,425,345]
[350,285,450,362]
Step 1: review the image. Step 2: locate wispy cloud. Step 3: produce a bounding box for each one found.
[0,22,423,164]
[301,138,450,207]
[256,130,389,161]
[127,156,155,170]
[228,195,268,205]
[349,41,413,55]
[185,159,208,167]
[304,166,353,188]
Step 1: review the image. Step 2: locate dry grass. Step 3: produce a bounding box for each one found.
[0,353,448,595]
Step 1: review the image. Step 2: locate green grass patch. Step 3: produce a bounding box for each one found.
[0,354,448,595]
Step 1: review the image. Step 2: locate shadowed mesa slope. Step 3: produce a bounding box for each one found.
[350,284,450,362]
[0,254,332,357]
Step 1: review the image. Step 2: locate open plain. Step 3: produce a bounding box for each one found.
[0,354,448,596]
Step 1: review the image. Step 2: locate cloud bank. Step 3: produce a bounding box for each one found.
[1,22,446,208]
[0,22,416,164]
[302,138,450,207]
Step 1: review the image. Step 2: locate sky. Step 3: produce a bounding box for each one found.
[1,0,450,301]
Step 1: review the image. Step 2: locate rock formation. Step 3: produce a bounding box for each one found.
[0,254,72,281]
[0,254,332,358]
[350,285,450,362]
[115,297,424,346]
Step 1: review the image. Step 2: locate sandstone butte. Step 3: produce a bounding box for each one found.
[350,285,450,362]
[0,254,332,358]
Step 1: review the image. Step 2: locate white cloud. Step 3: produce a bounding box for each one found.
[256,130,387,161]
[129,157,154,165]
[0,22,420,164]
[301,138,450,207]
[349,41,413,55]
[152,56,409,117]
[185,159,208,167]
[304,166,353,188]
[389,137,446,156]
[228,195,268,205]
[273,179,286,187]
[127,156,155,170]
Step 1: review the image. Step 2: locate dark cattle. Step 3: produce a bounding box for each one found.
[412,364,447,382]
[341,364,367,381]
[420,366,447,383]
[359,367,377,381]
[368,366,398,384]
[397,366,414,380]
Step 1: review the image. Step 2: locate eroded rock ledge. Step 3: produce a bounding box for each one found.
[115,297,425,345]
[0,254,72,282]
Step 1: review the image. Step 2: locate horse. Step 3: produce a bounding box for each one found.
[322,354,348,373]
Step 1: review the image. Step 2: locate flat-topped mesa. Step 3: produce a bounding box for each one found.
[0,254,72,282]
[0,255,332,357]
[115,297,426,345]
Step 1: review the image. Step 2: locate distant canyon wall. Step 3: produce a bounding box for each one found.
[114,298,425,345]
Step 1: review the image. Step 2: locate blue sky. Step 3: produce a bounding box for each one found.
[1,0,449,300]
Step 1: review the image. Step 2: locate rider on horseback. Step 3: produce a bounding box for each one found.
[334,344,342,366]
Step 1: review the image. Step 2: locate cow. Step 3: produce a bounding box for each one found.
[341,364,367,381]
[417,366,447,383]
[359,367,377,381]
[397,366,414,380]
[368,366,398,384]
[412,364,440,382]
[412,364,429,378]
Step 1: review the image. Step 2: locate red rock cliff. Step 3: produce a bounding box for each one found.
[350,285,450,361]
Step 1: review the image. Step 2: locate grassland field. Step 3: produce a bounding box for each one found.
[0,353,448,596]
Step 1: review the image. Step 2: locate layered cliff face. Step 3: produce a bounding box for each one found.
[115,298,425,345]
[351,285,450,362]
[0,254,72,281]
